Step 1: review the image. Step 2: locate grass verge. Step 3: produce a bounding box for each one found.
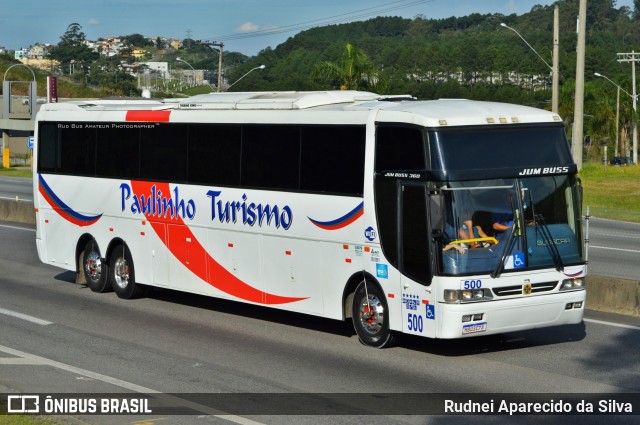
[0,166,32,178]
[579,163,640,223]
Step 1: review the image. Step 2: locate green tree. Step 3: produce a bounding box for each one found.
[123,34,152,47]
[48,23,99,74]
[311,43,381,91]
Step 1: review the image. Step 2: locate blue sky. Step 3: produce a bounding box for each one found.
[1,0,635,56]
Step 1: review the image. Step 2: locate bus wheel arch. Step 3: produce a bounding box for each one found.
[78,235,112,293]
[107,240,148,299]
[345,273,395,348]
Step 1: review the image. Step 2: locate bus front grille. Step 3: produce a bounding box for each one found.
[492,281,558,297]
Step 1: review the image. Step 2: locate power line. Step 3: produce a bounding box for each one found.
[207,0,434,41]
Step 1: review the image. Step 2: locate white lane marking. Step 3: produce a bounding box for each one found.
[584,318,640,331]
[0,358,44,365]
[589,245,640,254]
[591,232,640,240]
[0,307,53,325]
[0,344,265,425]
[0,223,35,232]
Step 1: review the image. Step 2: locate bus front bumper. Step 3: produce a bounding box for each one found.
[436,289,586,339]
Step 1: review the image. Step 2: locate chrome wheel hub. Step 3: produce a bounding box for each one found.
[358,295,385,334]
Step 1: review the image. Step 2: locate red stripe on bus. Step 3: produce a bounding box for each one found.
[125,110,171,122]
[130,180,307,305]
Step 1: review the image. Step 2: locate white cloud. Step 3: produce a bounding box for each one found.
[236,22,259,33]
[88,18,99,25]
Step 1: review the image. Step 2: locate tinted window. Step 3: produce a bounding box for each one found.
[375,126,426,172]
[96,127,140,178]
[300,126,365,195]
[189,125,241,186]
[429,125,572,172]
[38,123,58,173]
[140,124,188,181]
[241,125,300,190]
[402,184,430,284]
[59,127,96,175]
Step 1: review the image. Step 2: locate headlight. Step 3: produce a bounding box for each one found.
[444,289,492,303]
[560,278,585,291]
[444,289,459,302]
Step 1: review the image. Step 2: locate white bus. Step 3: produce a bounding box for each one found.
[33,91,586,348]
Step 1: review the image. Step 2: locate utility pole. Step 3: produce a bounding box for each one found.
[552,5,559,113]
[616,85,620,157]
[617,51,639,164]
[572,0,587,170]
[182,38,224,90]
[199,41,224,92]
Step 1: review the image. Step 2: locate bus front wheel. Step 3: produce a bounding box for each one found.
[110,245,147,299]
[82,240,111,293]
[351,281,394,348]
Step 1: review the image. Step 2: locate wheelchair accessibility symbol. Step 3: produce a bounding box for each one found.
[426,304,435,320]
[513,252,525,268]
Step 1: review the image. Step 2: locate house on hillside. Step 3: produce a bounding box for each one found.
[132,49,148,59]
[27,44,48,59]
[14,49,28,60]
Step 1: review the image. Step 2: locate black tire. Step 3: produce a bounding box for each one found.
[82,240,112,293]
[351,280,395,348]
[110,245,147,299]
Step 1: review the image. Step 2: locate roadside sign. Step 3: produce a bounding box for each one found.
[28,136,34,149]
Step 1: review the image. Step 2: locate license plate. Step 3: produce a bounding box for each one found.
[462,322,487,334]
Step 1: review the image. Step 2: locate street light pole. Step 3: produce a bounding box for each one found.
[572,0,587,170]
[617,51,639,164]
[225,65,266,91]
[595,72,635,159]
[176,57,196,87]
[552,5,560,114]
[500,21,558,113]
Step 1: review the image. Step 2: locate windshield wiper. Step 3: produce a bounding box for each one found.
[490,226,518,279]
[534,214,564,272]
[490,201,520,279]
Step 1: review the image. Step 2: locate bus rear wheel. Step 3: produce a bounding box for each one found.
[110,245,147,299]
[351,281,394,348]
[82,240,111,293]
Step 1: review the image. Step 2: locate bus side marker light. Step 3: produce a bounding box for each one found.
[343,244,349,249]
[345,258,352,263]
[285,251,292,256]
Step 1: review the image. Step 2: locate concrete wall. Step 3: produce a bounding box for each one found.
[1,198,637,317]
[0,198,35,224]
[586,276,640,317]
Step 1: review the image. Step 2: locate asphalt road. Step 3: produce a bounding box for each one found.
[0,221,639,425]
[586,217,640,281]
[0,175,32,202]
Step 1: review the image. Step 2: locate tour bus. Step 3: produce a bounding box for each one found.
[33,91,586,348]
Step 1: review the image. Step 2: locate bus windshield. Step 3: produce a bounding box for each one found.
[438,176,583,276]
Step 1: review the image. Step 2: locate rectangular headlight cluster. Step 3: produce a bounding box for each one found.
[444,289,493,303]
[560,278,584,291]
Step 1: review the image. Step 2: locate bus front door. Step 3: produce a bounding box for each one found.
[399,182,436,338]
